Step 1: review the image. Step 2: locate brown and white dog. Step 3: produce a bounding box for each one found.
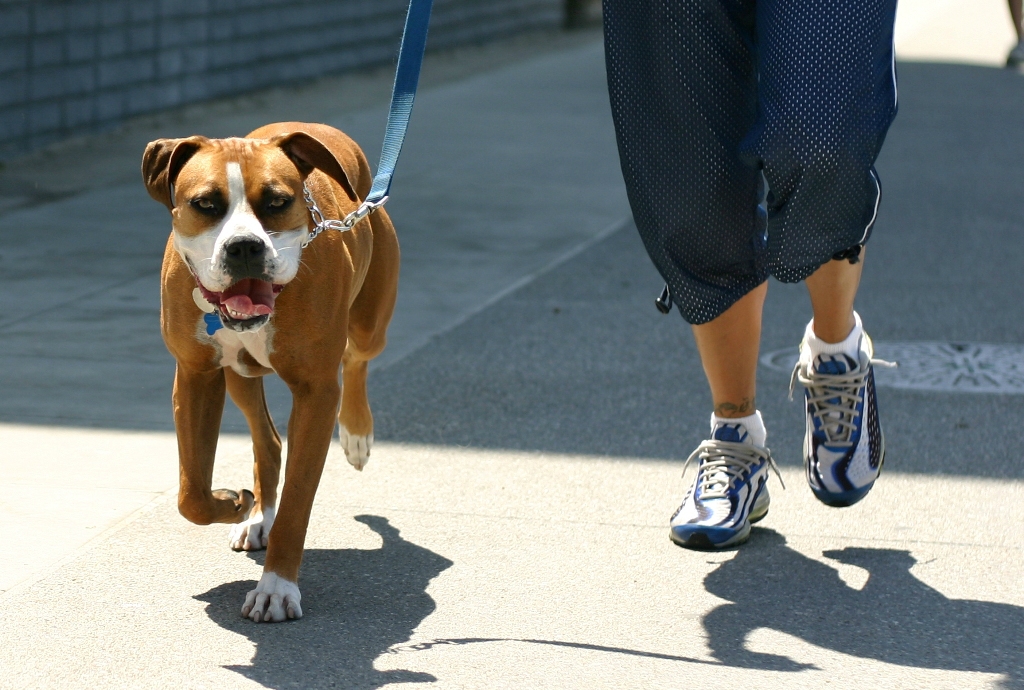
[142,122,399,622]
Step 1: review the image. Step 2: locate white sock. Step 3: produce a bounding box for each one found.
[710,410,767,447]
[804,311,863,362]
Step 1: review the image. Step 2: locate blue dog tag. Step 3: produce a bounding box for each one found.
[192,287,223,334]
[204,311,223,335]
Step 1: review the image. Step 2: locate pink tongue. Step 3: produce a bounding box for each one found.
[223,295,273,317]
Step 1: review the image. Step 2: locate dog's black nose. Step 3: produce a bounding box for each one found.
[225,237,265,261]
[223,237,268,275]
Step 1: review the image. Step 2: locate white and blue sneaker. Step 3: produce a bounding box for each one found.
[670,412,783,550]
[791,316,888,507]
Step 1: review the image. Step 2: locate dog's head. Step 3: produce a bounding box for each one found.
[142,133,357,333]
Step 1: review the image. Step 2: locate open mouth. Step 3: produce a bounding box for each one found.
[198,278,284,324]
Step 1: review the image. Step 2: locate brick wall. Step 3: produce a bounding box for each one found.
[0,0,563,159]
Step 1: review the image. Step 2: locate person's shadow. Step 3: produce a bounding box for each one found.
[703,529,1024,688]
[196,514,453,689]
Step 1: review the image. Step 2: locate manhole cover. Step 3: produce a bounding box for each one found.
[760,342,1024,394]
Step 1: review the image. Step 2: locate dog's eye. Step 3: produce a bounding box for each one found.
[266,197,293,212]
[190,197,220,215]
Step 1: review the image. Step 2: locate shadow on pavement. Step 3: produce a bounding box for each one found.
[702,528,1024,688]
[195,515,453,690]
[369,218,1024,479]
[346,61,1024,479]
[3,63,1024,481]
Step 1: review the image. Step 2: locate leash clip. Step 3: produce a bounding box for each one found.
[301,183,387,248]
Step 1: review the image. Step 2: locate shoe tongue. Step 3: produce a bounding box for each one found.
[813,354,858,444]
[712,423,750,444]
[815,354,856,376]
[702,423,752,497]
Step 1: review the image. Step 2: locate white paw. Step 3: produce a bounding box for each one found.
[339,425,373,471]
[241,572,302,623]
[228,506,275,551]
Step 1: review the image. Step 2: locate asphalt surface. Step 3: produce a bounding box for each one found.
[2,7,1024,689]
[366,60,1024,480]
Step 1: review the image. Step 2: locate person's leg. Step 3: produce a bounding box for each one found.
[795,251,884,507]
[602,0,765,325]
[673,275,777,551]
[603,0,768,418]
[603,0,779,549]
[691,282,767,419]
[750,0,897,507]
[748,0,898,284]
[805,253,864,343]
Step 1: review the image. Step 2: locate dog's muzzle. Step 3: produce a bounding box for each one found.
[197,278,284,332]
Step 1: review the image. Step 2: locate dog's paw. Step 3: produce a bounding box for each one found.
[339,426,373,471]
[241,572,302,623]
[229,506,275,551]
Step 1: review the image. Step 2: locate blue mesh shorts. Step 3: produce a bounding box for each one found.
[603,0,899,324]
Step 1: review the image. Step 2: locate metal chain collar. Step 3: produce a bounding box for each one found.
[301,183,387,248]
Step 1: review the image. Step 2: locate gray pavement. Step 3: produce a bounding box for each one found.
[0,27,626,431]
[2,16,1024,690]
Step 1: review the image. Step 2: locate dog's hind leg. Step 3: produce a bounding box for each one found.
[339,353,373,470]
[174,365,255,525]
[225,369,282,551]
[337,210,399,471]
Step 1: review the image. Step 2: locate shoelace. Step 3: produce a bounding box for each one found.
[789,355,896,446]
[681,439,785,500]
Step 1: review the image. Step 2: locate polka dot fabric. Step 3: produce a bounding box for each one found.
[603,0,898,324]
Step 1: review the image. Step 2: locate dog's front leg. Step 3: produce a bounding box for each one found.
[174,365,255,524]
[225,369,282,552]
[241,375,340,623]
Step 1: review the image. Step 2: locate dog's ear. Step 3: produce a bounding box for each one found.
[272,132,360,202]
[141,137,208,210]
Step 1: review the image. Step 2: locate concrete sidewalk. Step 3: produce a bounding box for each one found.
[3,3,1024,688]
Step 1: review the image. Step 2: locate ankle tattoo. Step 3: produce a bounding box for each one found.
[715,397,755,417]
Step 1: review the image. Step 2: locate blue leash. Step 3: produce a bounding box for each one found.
[302,0,434,244]
[368,0,434,205]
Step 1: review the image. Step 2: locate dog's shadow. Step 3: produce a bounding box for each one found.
[196,514,453,690]
[703,528,1024,688]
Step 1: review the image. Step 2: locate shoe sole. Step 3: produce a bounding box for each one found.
[670,522,751,550]
[668,496,770,551]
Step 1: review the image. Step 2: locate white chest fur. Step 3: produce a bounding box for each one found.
[212,323,275,374]
[192,289,275,375]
